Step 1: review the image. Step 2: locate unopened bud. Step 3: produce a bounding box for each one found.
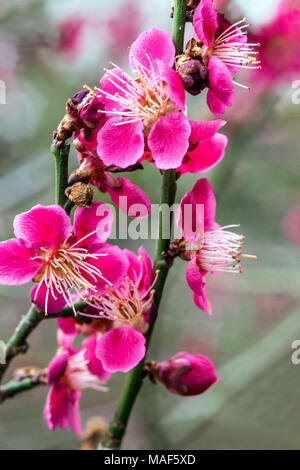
[156,352,218,396]
[176,54,208,96]
[65,182,94,208]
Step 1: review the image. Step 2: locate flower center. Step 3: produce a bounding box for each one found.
[31,230,109,315]
[97,54,177,132]
[212,17,261,88]
[81,264,159,325]
[197,225,256,273]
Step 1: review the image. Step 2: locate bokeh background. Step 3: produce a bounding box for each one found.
[0,0,300,450]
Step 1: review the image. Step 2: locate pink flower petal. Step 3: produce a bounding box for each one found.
[148,113,191,170]
[87,244,129,296]
[46,352,69,385]
[98,68,131,112]
[186,258,212,315]
[207,56,234,116]
[0,238,41,285]
[96,325,146,373]
[178,133,227,174]
[129,28,175,70]
[175,190,204,243]
[31,283,67,314]
[44,383,82,435]
[206,89,227,116]
[193,287,212,315]
[191,178,216,231]
[73,201,114,247]
[158,62,185,111]
[107,177,150,218]
[193,0,218,46]
[189,119,226,142]
[97,117,144,168]
[176,178,216,240]
[57,317,77,336]
[14,205,72,249]
[83,334,111,382]
[56,318,77,349]
[137,246,153,293]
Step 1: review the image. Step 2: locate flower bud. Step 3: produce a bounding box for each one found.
[65,182,94,208]
[156,352,218,396]
[175,55,208,96]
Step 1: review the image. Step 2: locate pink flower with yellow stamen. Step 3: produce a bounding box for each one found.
[0,202,128,314]
[96,28,192,170]
[191,0,260,116]
[80,247,157,373]
[175,178,256,314]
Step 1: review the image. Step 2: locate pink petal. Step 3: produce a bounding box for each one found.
[44,384,82,435]
[191,178,216,231]
[97,118,144,168]
[57,317,77,336]
[129,28,175,70]
[31,283,67,314]
[57,328,75,349]
[178,133,227,174]
[193,0,218,46]
[83,334,111,382]
[193,286,212,315]
[87,244,129,295]
[123,246,153,296]
[148,113,191,170]
[186,258,212,315]
[207,56,234,116]
[206,89,227,116]
[107,177,150,218]
[56,317,77,349]
[158,62,185,111]
[175,189,204,243]
[98,68,130,112]
[73,201,114,247]
[189,119,226,142]
[137,246,153,293]
[0,238,41,285]
[46,352,69,385]
[14,205,72,249]
[96,325,146,373]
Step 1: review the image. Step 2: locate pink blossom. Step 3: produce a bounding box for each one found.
[56,14,86,61]
[156,352,218,396]
[0,203,128,314]
[106,1,144,60]
[73,127,151,217]
[96,28,192,170]
[192,0,260,116]
[249,1,300,86]
[142,119,228,174]
[175,178,255,314]
[80,247,156,373]
[44,337,109,434]
[282,206,300,246]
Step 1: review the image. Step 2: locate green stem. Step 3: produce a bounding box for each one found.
[0,304,44,383]
[0,300,86,385]
[172,0,187,55]
[51,143,70,207]
[0,375,45,403]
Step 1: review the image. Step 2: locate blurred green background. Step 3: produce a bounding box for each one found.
[0,0,300,450]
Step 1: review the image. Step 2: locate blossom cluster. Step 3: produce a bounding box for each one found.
[0,0,263,435]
